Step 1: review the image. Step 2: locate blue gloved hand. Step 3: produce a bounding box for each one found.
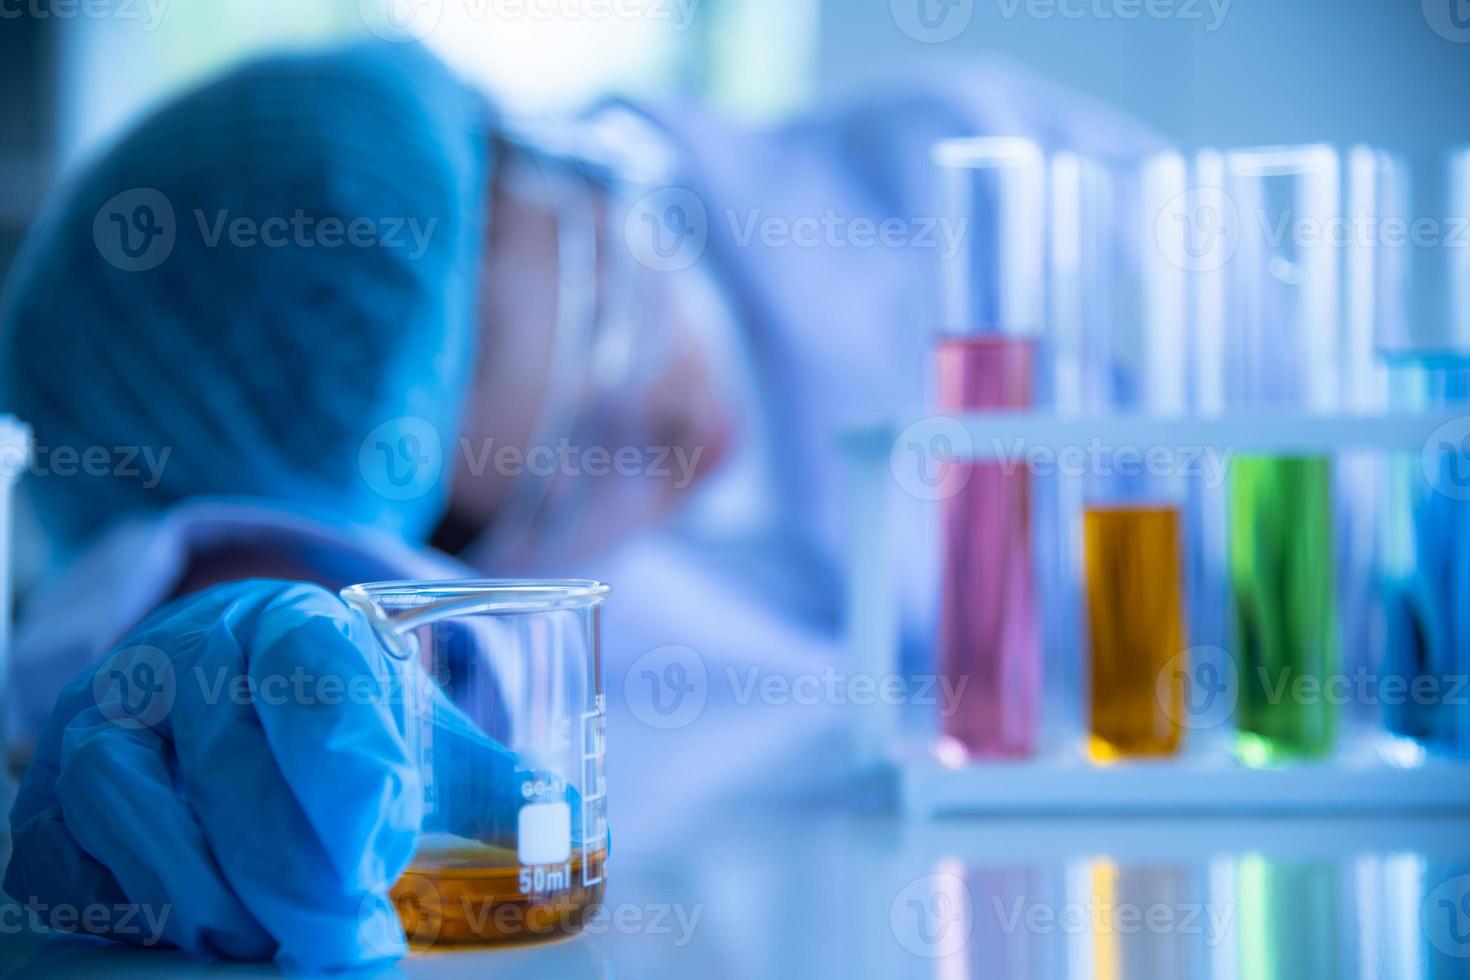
[5,580,427,970]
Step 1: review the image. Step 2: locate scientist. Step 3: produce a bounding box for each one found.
[0,39,1159,968]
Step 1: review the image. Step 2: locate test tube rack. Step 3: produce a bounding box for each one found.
[842,411,1470,818]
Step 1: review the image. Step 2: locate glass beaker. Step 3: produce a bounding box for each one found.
[341,579,610,947]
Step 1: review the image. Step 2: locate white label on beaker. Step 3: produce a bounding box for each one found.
[517,802,571,866]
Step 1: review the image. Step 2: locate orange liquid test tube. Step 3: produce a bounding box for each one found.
[1084,505,1187,761]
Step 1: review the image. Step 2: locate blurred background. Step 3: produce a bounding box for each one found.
[3,6,1470,978]
[4,0,1469,284]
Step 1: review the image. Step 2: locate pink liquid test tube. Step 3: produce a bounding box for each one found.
[936,334,1039,760]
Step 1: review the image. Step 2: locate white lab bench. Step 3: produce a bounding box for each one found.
[5,800,1470,979]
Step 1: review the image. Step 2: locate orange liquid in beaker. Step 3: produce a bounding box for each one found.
[392,849,607,947]
[1084,505,1187,761]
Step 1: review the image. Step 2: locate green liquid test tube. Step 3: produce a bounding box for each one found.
[1228,455,1339,765]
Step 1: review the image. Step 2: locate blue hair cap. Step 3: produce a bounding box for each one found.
[1,41,492,558]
